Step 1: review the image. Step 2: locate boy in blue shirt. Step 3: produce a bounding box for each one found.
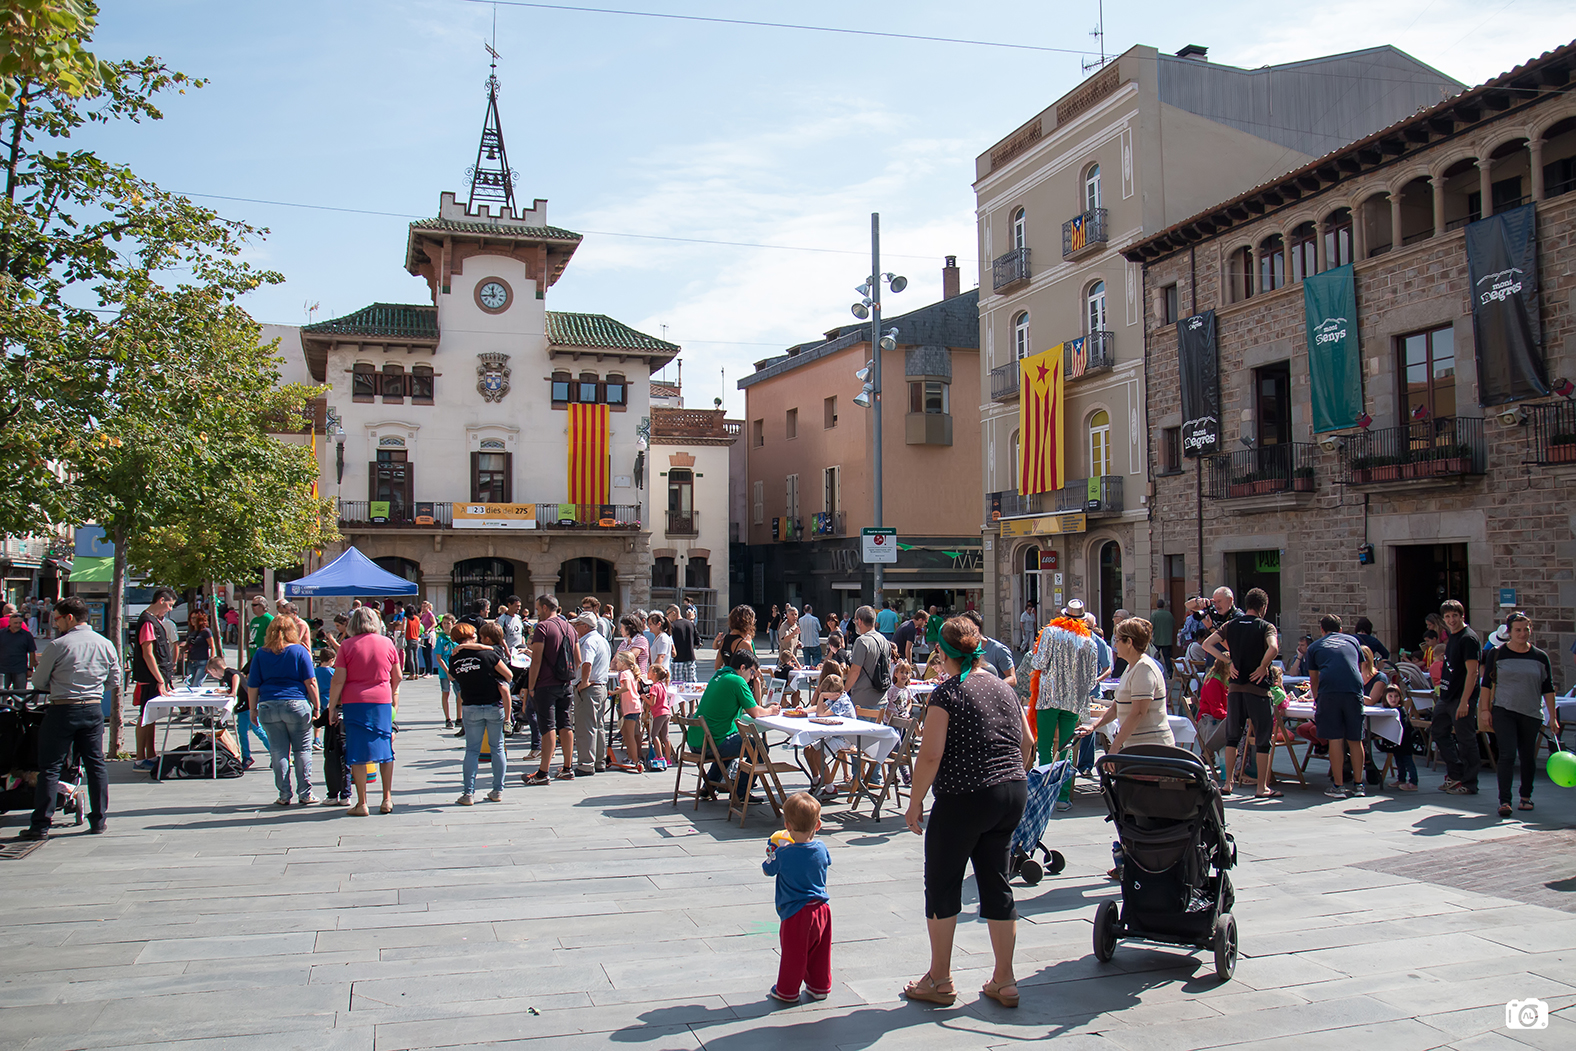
[763,791,832,1004]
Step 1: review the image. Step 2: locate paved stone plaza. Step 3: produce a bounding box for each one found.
[2,676,1574,1050]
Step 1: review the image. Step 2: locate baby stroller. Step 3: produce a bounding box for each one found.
[0,695,85,826]
[1093,744,1238,980]
[1008,760,1071,885]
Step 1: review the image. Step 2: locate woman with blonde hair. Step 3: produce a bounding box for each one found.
[328,606,402,816]
[247,615,320,806]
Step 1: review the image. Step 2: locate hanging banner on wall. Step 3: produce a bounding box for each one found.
[1303,264,1362,433]
[1176,310,1219,456]
[1018,344,1065,495]
[1465,202,1548,406]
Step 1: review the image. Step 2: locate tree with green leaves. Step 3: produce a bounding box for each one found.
[0,3,337,750]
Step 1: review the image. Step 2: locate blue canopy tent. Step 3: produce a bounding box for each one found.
[284,547,419,598]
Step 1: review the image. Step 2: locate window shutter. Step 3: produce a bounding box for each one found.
[470,452,481,502]
[503,452,513,503]
[368,463,377,504]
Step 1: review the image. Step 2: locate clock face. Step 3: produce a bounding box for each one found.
[478,280,509,311]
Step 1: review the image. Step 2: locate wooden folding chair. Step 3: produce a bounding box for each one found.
[731,720,798,825]
[860,715,917,820]
[671,715,727,810]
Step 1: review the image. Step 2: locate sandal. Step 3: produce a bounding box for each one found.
[379,799,393,814]
[981,978,1020,1008]
[902,972,956,1005]
[1255,789,1284,799]
[1498,804,1513,817]
[1519,799,1534,811]
[346,802,369,817]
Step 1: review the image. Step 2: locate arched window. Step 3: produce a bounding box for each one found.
[685,556,711,589]
[1258,235,1286,291]
[1290,222,1317,282]
[1228,247,1254,302]
[1086,281,1107,334]
[1013,311,1030,359]
[1323,208,1353,268]
[550,369,572,404]
[352,362,376,401]
[1084,163,1102,212]
[1090,409,1112,477]
[1022,547,1041,607]
[381,362,406,400]
[1012,207,1027,251]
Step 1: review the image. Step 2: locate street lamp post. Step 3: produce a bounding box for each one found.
[851,213,905,609]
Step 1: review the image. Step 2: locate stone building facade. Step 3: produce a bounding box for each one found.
[1126,41,1576,679]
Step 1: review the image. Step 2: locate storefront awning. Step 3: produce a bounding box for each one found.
[67,556,114,583]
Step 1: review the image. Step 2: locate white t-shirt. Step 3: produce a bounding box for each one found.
[650,632,673,667]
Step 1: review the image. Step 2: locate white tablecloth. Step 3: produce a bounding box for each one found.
[139,689,237,726]
[1555,696,1576,728]
[1108,714,1196,746]
[1281,700,1405,745]
[751,714,902,763]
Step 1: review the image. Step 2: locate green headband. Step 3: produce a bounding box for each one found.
[938,637,985,682]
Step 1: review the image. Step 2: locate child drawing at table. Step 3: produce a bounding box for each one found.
[803,674,855,799]
[208,657,267,771]
[1381,684,1419,791]
[646,664,674,766]
[763,791,833,1004]
[611,650,646,772]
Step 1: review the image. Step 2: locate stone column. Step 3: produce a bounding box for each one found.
[1388,192,1404,250]
[1353,202,1368,261]
[1314,217,1327,273]
[1530,138,1545,202]
[617,574,636,618]
[1477,158,1494,219]
[1430,174,1445,237]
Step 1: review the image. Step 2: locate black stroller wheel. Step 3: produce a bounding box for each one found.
[1019,857,1043,885]
[1046,850,1066,875]
[1213,913,1238,981]
[1093,900,1118,962]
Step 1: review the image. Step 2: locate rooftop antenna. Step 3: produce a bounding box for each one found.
[466,8,518,215]
[1082,0,1109,73]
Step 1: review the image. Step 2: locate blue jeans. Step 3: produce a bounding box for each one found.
[257,698,314,801]
[462,704,507,795]
[236,708,270,762]
[804,646,823,666]
[186,665,208,689]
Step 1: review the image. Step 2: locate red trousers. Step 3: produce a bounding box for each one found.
[777,900,832,997]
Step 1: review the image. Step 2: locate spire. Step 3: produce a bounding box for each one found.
[466,44,517,215]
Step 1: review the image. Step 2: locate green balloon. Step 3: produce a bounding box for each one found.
[1548,750,1576,789]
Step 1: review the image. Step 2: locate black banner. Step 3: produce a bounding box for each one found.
[1466,202,1547,406]
[1177,310,1220,456]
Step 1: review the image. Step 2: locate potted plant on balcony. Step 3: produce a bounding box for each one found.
[1368,456,1401,482]
[1228,472,1255,499]
[1253,474,1280,495]
[1550,432,1576,464]
[1347,456,1370,485]
[1293,466,1315,492]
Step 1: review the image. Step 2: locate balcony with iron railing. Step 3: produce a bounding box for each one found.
[992,246,1031,294]
[0,536,54,564]
[1529,400,1576,465]
[1062,207,1108,259]
[1065,330,1115,380]
[1205,443,1317,499]
[338,500,644,530]
[985,490,1050,522]
[989,361,1020,401]
[666,510,699,537]
[1339,416,1486,485]
[811,510,846,537]
[1055,475,1123,515]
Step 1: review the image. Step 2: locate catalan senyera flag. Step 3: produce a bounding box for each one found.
[1019,344,1065,496]
[567,402,610,504]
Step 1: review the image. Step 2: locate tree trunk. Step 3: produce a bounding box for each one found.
[108,524,126,755]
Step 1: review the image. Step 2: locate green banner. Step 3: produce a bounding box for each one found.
[1304,264,1361,433]
[1087,476,1101,502]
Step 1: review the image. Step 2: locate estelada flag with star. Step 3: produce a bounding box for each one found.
[1019,344,1064,496]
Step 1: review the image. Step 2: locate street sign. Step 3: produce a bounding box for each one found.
[862,527,897,564]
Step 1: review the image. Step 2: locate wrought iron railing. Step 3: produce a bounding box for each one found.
[812,510,846,537]
[337,500,644,529]
[666,510,699,537]
[1065,330,1115,379]
[1340,417,1486,484]
[1062,207,1108,257]
[539,504,644,529]
[989,362,1020,401]
[985,490,1049,521]
[992,246,1031,292]
[1205,443,1317,499]
[1529,401,1576,465]
[338,501,454,526]
[1055,476,1123,514]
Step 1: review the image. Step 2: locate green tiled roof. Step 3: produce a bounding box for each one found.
[546,312,678,352]
[303,303,438,341]
[409,218,583,241]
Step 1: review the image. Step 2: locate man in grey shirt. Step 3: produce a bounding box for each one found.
[18,597,117,840]
[571,613,612,775]
[497,595,526,654]
[844,606,890,711]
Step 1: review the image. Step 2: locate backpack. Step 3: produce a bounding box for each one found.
[152,734,243,780]
[869,638,893,694]
[550,617,576,684]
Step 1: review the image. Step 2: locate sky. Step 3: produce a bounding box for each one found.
[85,1,1576,416]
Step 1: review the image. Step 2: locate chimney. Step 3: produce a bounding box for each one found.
[1175,44,1208,61]
[942,255,960,299]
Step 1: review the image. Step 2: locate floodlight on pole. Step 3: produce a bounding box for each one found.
[851,301,870,319]
[852,390,871,408]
